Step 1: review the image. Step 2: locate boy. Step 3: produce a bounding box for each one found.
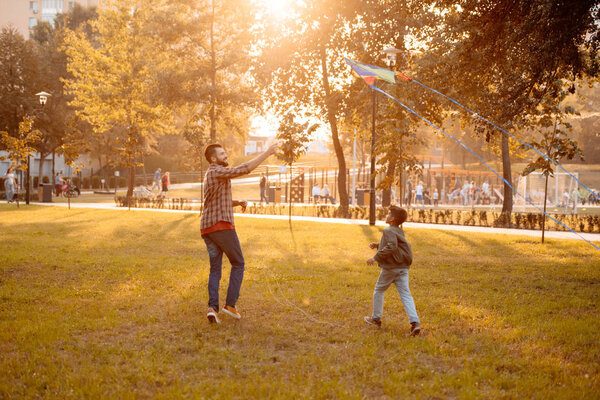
[364,205,421,336]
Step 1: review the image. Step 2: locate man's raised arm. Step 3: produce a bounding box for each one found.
[245,142,279,172]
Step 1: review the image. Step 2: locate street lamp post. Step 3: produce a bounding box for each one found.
[28,91,52,206]
[369,83,377,225]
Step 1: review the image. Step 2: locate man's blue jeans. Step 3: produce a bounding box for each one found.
[372,267,420,323]
[202,229,245,312]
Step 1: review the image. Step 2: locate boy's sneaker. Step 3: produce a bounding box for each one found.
[410,322,421,336]
[207,308,220,324]
[222,305,241,320]
[364,316,382,327]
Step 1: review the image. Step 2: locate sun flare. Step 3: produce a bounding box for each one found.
[258,0,294,19]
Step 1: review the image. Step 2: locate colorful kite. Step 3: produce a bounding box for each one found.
[345,58,411,85]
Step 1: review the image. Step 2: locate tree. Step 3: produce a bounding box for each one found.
[276,112,318,221]
[63,0,175,200]
[0,27,41,139]
[414,0,600,216]
[27,5,98,182]
[521,105,583,242]
[182,113,209,199]
[256,0,366,217]
[0,117,41,206]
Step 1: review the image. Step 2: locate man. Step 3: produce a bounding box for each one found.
[259,173,268,204]
[201,142,278,324]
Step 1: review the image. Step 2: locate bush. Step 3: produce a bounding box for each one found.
[91,176,101,189]
[71,177,81,187]
[82,177,90,189]
[42,176,50,184]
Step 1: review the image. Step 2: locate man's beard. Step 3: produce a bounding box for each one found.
[217,159,229,167]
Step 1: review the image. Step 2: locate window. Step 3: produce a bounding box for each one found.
[68,2,74,10]
[29,18,38,28]
[30,1,38,14]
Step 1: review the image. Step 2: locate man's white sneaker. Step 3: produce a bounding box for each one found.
[207,308,220,324]
[222,305,241,319]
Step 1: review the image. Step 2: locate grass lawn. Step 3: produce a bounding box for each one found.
[1,205,599,398]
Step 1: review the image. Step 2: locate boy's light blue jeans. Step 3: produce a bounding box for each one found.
[372,267,420,323]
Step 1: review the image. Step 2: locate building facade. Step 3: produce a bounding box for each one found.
[0,0,98,38]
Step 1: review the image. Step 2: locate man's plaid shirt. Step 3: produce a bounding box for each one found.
[200,162,250,230]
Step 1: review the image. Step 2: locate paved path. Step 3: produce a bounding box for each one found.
[33,202,600,243]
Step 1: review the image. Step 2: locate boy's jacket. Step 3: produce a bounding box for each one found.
[373,225,413,269]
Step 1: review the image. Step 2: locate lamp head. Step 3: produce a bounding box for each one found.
[36,91,52,105]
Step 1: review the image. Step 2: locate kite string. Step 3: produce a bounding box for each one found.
[410,79,599,202]
[370,84,600,252]
[265,267,347,328]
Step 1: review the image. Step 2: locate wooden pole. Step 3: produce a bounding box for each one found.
[542,174,549,244]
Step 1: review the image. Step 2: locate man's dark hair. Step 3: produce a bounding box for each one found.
[389,205,408,225]
[204,144,223,163]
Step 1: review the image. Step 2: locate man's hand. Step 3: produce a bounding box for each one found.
[366,258,376,266]
[369,242,378,249]
[233,200,248,208]
[266,142,279,156]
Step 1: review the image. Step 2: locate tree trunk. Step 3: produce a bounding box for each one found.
[319,47,348,216]
[127,160,134,199]
[501,131,513,215]
[542,174,548,244]
[382,161,396,207]
[37,152,47,185]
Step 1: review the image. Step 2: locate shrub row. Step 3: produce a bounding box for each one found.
[112,199,600,234]
[114,196,192,210]
[404,209,600,233]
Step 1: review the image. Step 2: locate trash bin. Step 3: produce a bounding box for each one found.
[356,189,370,206]
[38,184,53,202]
[267,187,281,203]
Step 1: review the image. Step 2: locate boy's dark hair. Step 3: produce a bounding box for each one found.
[389,205,408,225]
[204,144,223,163]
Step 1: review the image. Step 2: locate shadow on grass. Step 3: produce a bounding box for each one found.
[359,225,381,244]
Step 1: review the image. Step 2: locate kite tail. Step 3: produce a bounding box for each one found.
[370,84,600,252]
[411,79,600,202]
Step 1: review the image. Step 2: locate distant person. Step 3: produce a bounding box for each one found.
[259,173,268,204]
[161,171,170,195]
[433,188,439,206]
[201,141,278,324]
[312,183,321,203]
[54,172,64,196]
[3,167,17,203]
[153,168,162,190]
[364,206,420,336]
[482,180,490,204]
[321,184,331,203]
[415,181,424,205]
[451,188,461,204]
[588,190,599,206]
[406,178,413,206]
